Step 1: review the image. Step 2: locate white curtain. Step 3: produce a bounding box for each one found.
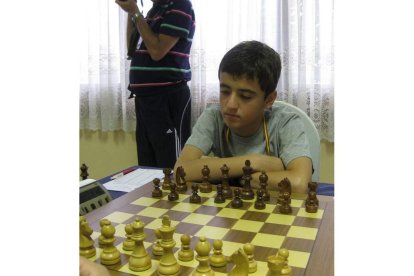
[80,0,334,141]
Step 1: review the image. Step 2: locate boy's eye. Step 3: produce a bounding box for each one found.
[240,93,253,100]
[220,90,230,95]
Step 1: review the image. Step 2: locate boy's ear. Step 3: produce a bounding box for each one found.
[265,91,277,109]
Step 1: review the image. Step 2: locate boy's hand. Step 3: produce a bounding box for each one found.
[247,153,285,173]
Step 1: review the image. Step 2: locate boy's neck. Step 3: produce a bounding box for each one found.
[230,118,265,137]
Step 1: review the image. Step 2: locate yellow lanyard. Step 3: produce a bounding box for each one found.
[225,116,271,156]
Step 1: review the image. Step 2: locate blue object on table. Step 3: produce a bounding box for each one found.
[317,183,334,196]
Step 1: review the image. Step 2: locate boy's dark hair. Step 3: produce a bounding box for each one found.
[218,40,281,97]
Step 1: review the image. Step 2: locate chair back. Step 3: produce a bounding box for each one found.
[272,101,320,182]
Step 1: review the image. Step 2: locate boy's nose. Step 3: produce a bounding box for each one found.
[226,93,238,109]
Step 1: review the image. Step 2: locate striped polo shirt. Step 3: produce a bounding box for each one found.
[128,0,195,96]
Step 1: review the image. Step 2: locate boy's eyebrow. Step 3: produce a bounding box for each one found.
[219,83,257,94]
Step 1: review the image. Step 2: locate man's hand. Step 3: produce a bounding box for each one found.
[115,0,139,15]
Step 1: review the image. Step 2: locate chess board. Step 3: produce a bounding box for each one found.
[84,181,334,276]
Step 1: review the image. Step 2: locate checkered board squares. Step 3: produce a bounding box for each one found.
[86,187,327,276]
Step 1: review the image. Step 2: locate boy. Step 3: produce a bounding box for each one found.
[174,41,312,193]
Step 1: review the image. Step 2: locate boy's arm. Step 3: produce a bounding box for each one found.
[175,146,312,194]
[174,145,249,181]
[251,156,312,194]
[174,145,287,183]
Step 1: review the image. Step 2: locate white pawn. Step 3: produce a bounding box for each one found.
[152,228,163,256]
[243,243,257,273]
[192,237,214,276]
[99,220,121,265]
[178,234,194,261]
[210,240,227,267]
[122,223,135,251]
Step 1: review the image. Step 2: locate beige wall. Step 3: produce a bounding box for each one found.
[80,130,334,183]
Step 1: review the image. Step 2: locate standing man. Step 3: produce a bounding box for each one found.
[115,0,195,168]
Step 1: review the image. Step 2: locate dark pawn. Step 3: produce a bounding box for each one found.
[168,182,179,201]
[152,178,163,198]
[190,183,201,203]
[214,184,226,203]
[279,191,292,214]
[80,163,89,180]
[259,171,270,201]
[231,188,243,208]
[254,189,266,210]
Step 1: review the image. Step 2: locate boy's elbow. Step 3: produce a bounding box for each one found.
[291,175,311,194]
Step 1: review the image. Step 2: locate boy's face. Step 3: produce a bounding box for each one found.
[219,72,276,137]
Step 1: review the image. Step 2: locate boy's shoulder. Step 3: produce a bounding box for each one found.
[267,103,300,122]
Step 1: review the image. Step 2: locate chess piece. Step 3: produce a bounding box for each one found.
[99,220,121,265]
[80,163,89,180]
[152,228,164,256]
[241,160,254,200]
[305,182,319,213]
[279,191,292,214]
[228,248,249,276]
[162,168,172,190]
[214,183,226,203]
[209,240,227,268]
[220,164,233,199]
[152,178,163,198]
[168,182,179,201]
[128,218,152,271]
[175,166,183,185]
[259,171,270,201]
[98,218,110,247]
[122,223,135,251]
[254,189,266,210]
[190,182,201,203]
[308,181,318,193]
[157,216,180,276]
[178,234,194,262]
[277,178,292,204]
[231,188,243,208]
[176,166,188,192]
[305,190,319,213]
[193,236,214,276]
[79,216,96,258]
[199,165,213,193]
[267,248,292,276]
[243,243,257,273]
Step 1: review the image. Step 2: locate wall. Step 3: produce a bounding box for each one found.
[80,130,334,183]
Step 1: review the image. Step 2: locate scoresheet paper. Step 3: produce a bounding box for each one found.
[103,168,164,192]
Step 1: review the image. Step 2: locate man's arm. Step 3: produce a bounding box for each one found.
[134,16,179,61]
[175,145,312,194]
[116,0,179,61]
